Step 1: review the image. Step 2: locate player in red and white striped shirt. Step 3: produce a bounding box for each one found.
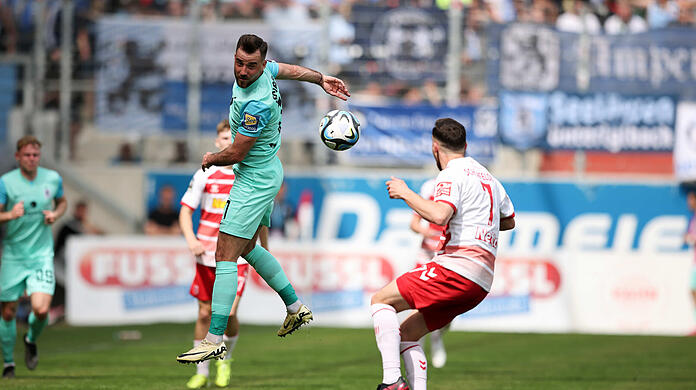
[372,118,515,390]
[179,119,269,389]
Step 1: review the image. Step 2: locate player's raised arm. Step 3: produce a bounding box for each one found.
[386,176,454,226]
[276,63,350,101]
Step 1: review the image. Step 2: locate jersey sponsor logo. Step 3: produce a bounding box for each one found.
[44,187,52,199]
[475,227,498,248]
[242,113,259,132]
[211,198,227,209]
[435,182,451,197]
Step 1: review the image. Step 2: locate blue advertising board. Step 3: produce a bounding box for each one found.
[147,171,690,254]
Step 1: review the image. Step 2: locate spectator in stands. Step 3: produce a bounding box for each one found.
[668,1,695,26]
[647,0,680,28]
[403,86,425,106]
[263,0,310,24]
[353,81,387,105]
[145,185,181,235]
[53,200,104,309]
[604,0,648,33]
[114,142,141,164]
[0,3,17,53]
[556,0,602,33]
[170,140,188,164]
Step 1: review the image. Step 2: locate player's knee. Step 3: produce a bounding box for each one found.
[198,306,212,322]
[370,292,386,306]
[33,307,49,319]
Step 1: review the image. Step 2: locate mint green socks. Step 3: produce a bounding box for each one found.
[0,318,16,364]
[209,261,238,336]
[245,245,298,306]
[27,312,48,343]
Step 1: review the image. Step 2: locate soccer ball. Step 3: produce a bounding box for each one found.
[319,110,360,151]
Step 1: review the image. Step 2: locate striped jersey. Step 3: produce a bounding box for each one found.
[180,166,246,267]
[432,157,514,292]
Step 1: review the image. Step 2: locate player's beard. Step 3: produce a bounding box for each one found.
[433,149,442,171]
[235,70,262,88]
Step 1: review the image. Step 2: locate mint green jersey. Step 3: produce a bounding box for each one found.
[0,167,64,261]
[229,60,282,169]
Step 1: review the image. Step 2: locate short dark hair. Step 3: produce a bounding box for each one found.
[16,135,42,151]
[236,34,268,60]
[432,118,467,151]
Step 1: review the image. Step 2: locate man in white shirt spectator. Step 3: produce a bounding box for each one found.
[605,0,648,34]
[556,0,602,33]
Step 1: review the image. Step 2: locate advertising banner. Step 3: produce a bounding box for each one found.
[499,91,676,152]
[348,104,498,165]
[566,252,695,335]
[487,24,696,98]
[674,101,696,181]
[66,236,197,325]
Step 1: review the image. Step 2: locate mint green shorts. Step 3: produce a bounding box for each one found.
[219,157,283,240]
[0,256,55,301]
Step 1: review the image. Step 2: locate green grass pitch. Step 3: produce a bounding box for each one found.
[2,323,695,389]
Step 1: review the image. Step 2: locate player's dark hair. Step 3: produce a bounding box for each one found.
[236,34,268,60]
[432,118,467,152]
[16,135,41,151]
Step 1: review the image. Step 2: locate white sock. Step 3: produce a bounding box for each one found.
[371,303,401,384]
[205,332,223,345]
[193,340,210,376]
[223,334,238,360]
[401,341,427,390]
[286,300,302,313]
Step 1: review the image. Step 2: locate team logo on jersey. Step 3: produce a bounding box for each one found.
[44,187,52,199]
[242,113,259,132]
[435,182,451,197]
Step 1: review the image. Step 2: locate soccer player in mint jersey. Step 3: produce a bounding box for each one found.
[177,34,350,364]
[685,190,696,335]
[179,119,271,389]
[373,119,515,390]
[0,136,67,379]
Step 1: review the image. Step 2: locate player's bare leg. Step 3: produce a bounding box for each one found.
[24,292,51,370]
[371,281,413,390]
[1,301,18,378]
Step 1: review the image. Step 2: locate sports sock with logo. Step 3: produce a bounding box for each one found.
[0,318,16,364]
[244,245,298,306]
[401,341,427,390]
[371,303,401,384]
[208,261,238,337]
[193,340,210,376]
[27,312,48,342]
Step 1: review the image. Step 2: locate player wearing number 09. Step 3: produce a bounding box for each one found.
[179,119,271,388]
[0,136,67,379]
[177,34,350,364]
[373,118,515,390]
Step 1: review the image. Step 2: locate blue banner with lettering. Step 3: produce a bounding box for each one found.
[347,104,498,165]
[499,91,677,152]
[146,171,691,253]
[487,24,696,98]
